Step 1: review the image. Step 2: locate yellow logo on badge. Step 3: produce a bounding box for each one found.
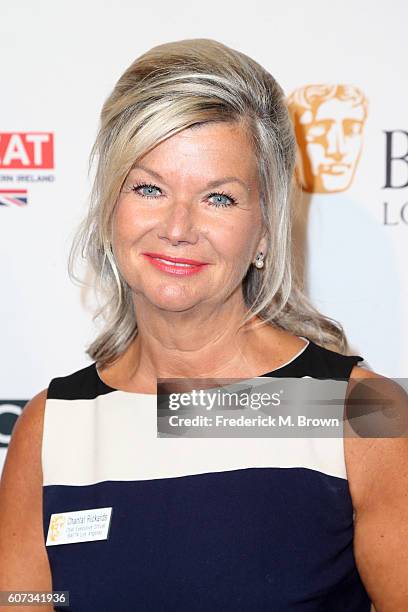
[49,514,66,542]
[46,507,113,546]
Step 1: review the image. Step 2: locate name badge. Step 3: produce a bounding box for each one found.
[46,507,113,546]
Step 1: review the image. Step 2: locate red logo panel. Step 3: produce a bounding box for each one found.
[0,133,54,169]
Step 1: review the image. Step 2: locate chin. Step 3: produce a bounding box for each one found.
[146,287,204,312]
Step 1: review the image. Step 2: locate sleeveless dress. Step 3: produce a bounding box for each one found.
[41,336,373,611]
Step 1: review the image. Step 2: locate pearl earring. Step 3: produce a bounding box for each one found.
[254,252,264,269]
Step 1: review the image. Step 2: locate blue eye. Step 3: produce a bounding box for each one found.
[131,183,237,208]
[207,192,237,208]
[132,183,162,198]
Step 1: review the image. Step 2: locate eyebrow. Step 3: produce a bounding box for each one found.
[130,163,251,192]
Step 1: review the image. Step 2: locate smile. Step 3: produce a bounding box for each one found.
[142,254,208,276]
[155,258,194,267]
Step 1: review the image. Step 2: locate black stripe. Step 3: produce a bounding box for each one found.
[46,339,364,401]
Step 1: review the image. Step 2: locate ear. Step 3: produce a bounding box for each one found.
[255,234,268,258]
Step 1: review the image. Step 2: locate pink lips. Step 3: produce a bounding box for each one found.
[142,252,206,265]
[141,253,209,276]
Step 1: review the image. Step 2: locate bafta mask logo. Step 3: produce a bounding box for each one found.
[49,514,66,542]
[288,85,369,193]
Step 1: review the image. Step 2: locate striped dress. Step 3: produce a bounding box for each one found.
[42,336,372,611]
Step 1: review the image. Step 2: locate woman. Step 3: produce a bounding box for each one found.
[0,38,407,612]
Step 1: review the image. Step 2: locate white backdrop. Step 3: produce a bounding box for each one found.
[1,0,407,488]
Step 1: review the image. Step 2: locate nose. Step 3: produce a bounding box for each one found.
[326,122,347,161]
[157,200,200,246]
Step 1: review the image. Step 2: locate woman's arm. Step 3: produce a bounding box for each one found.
[346,366,408,611]
[0,389,54,611]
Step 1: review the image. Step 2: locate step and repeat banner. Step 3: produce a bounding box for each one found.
[1,1,407,475]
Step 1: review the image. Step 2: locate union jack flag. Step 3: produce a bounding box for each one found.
[0,189,28,207]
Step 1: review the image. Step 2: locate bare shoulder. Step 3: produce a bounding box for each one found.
[344,364,408,512]
[342,364,380,473]
[255,325,309,366]
[1,388,49,483]
[0,387,48,488]
[9,387,48,441]
[0,388,53,595]
[343,365,408,609]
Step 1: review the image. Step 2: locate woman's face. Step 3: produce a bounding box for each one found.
[112,120,267,314]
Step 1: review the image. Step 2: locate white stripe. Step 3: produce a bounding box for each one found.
[41,390,347,486]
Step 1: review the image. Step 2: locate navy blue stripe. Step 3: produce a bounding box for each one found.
[43,467,371,611]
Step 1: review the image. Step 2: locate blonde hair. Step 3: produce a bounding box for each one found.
[68,38,351,369]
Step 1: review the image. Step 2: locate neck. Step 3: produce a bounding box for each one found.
[120,290,267,383]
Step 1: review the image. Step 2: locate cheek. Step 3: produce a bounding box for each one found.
[112,196,151,243]
[112,198,131,239]
[209,219,257,269]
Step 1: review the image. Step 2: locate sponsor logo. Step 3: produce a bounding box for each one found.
[0,188,28,207]
[0,133,54,169]
[0,402,24,447]
[0,132,55,205]
[288,84,369,193]
[383,130,408,225]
